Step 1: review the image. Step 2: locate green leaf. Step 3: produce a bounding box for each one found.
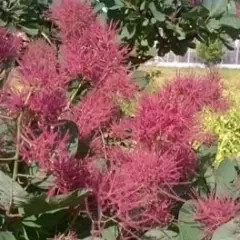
[215,159,239,198]
[226,0,237,15]
[23,188,89,216]
[94,2,105,13]
[120,24,136,39]
[102,225,119,240]
[20,25,39,36]
[22,208,67,228]
[163,0,174,8]
[131,70,150,90]
[0,232,16,240]
[149,2,165,22]
[143,228,179,239]
[220,14,240,29]
[0,119,16,157]
[196,141,218,172]
[202,0,228,17]
[56,120,79,157]
[31,169,56,190]
[22,216,42,228]
[204,166,216,191]
[207,19,220,32]
[211,217,240,240]
[178,200,201,240]
[140,0,146,11]
[0,171,29,210]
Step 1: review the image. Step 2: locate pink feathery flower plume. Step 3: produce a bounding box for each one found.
[60,22,129,84]
[5,39,68,120]
[132,71,226,150]
[0,27,21,63]
[49,0,95,40]
[49,0,135,98]
[70,89,119,139]
[21,127,87,195]
[19,39,65,87]
[86,147,180,231]
[28,87,67,122]
[193,191,239,236]
[20,127,68,168]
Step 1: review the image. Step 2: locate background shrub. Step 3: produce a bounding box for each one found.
[196,39,225,66]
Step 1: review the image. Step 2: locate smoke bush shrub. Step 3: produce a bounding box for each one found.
[0,1,233,239]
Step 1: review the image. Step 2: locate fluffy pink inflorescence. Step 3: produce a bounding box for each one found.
[70,89,118,138]
[132,71,226,149]
[19,39,65,87]
[194,192,240,236]
[20,127,68,168]
[60,22,129,84]
[0,0,230,237]
[20,127,87,194]
[86,147,180,231]
[1,39,67,120]
[0,27,21,62]
[28,87,67,121]
[49,0,136,97]
[49,0,95,40]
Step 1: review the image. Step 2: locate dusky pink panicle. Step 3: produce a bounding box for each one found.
[132,91,195,149]
[87,147,179,231]
[28,86,67,121]
[60,21,129,85]
[49,0,95,40]
[110,117,133,139]
[0,88,26,113]
[20,127,68,169]
[70,89,119,138]
[0,27,21,63]
[19,39,65,87]
[48,155,87,195]
[100,68,137,98]
[194,192,240,236]
[21,126,87,194]
[132,71,226,150]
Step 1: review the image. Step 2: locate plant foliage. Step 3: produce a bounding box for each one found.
[93,0,240,65]
[0,1,239,240]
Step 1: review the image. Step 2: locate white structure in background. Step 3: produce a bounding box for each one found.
[146,40,240,69]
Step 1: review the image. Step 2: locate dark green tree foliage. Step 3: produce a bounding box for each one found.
[0,0,51,36]
[94,0,240,65]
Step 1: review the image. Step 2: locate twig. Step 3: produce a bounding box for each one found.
[99,127,107,160]
[9,91,32,214]
[41,31,55,48]
[20,134,32,146]
[0,156,17,161]
[67,82,82,108]
[12,112,23,181]
[0,114,14,120]
[63,210,80,236]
